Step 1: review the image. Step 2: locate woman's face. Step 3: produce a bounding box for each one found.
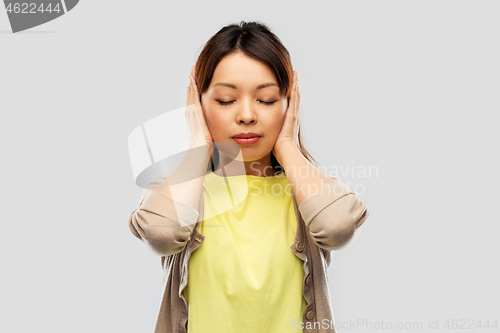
[200,52,287,163]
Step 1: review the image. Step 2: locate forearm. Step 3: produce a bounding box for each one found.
[129,140,210,256]
[151,140,210,213]
[275,142,369,250]
[275,142,334,206]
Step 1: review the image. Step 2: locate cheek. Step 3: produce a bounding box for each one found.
[263,108,286,136]
[202,108,227,139]
[201,98,215,128]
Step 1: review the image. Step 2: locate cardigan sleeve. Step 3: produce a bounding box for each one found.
[128,189,200,256]
[298,177,369,251]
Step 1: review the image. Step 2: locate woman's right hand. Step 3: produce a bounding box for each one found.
[186,65,214,147]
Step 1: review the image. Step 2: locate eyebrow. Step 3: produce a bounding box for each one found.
[212,82,278,90]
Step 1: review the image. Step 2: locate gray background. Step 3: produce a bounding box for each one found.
[1,1,499,332]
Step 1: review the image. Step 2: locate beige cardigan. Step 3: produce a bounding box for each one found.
[129,176,369,333]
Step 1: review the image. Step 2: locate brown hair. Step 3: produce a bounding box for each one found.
[193,20,319,171]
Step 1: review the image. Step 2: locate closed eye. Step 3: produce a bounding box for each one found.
[260,101,277,106]
[216,100,278,106]
[217,100,235,106]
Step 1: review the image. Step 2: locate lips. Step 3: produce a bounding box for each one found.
[232,132,261,139]
[232,136,261,145]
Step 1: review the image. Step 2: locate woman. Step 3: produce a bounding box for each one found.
[129,21,369,333]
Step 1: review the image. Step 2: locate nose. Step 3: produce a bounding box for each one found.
[235,99,257,124]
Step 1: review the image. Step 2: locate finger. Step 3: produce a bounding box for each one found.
[189,74,203,122]
[294,71,300,115]
[187,75,193,107]
[190,65,197,104]
[189,75,195,105]
[289,74,298,115]
[294,74,301,143]
[191,75,199,107]
[295,80,300,117]
[190,72,203,111]
[287,72,295,111]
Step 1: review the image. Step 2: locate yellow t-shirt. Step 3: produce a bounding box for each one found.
[182,170,307,332]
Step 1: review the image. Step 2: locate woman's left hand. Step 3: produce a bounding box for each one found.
[272,70,301,160]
